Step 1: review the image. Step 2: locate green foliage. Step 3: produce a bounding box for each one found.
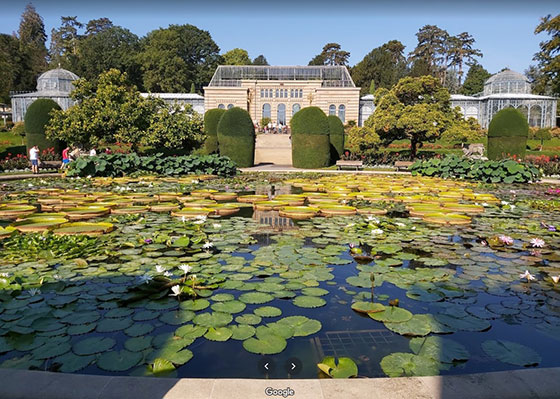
[461,63,491,95]
[17,4,48,91]
[487,108,528,160]
[217,107,255,167]
[203,108,226,154]
[290,107,330,168]
[252,55,269,66]
[371,75,453,158]
[308,43,350,66]
[441,113,484,144]
[66,153,237,177]
[534,14,560,95]
[222,48,251,65]
[260,117,271,128]
[327,115,345,161]
[410,155,541,183]
[344,125,380,159]
[24,99,62,152]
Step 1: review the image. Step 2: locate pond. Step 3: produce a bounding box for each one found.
[0,173,559,379]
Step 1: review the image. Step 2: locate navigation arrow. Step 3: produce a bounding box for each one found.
[291,363,296,370]
[264,363,269,370]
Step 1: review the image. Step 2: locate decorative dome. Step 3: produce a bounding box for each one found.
[483,69,531,95]
[36,68,79,93]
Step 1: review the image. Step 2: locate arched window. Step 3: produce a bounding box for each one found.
[277,104,286,125]
[227,104,234,109]
[292,103,301,116]
[299,89,303,98]
[218,104,225,109]
[529,105,542,127]
[338,105,346,122]
[262,103,271,119]
[329,105,336,116]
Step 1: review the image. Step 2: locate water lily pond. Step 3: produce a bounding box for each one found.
[0,173,559,379]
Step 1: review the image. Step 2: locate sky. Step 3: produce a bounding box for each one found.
[2,0,559,76]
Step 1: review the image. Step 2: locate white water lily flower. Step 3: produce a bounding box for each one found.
[346,223,355,228]
[181,216,186,223]
[482,202,489,207]
[193,219,205,225]
[202,241,214,250]
[190,274,197,280]
[551,275,560,284]
[519,270,536,281]
[87,175,92,178]
[163,271,172,277]
[411,226,416,230]
[530,238,545,248]
[371,228,384,235]
[169,285,181,297]
[28,288,41,296]
[139,275,153,284]
[179,264,192,274]
[0,273,9,278]
[366,216,379,224]
[501,201,509,206]
[155,265,166,274]
[195,215,207,221]
[0,279,7,285]
[395,222,405,227]
[509,204,516,210]
[213,223,222,229]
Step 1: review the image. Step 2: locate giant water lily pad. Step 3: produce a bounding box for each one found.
[481,340,541,367]
[384,314,432,336]
[380,353,440,377]
[351,301,385,314]
[293,296,326,308]
[369,307,413,323]
[276,316,322,337]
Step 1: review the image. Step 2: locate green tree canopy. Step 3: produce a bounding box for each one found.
[370,75,453,158]
[223,48,252,65]
[49,16,83,69]
[533,14,560,95]
[85,18,113,36]
[0,34,23,103]
[460,63,491,95]
[137,24,221,92]
[17,3,48,90]
[309,43,350,66]
[351,40,408,96]
[252,55,269,65]
[408,25,449,79]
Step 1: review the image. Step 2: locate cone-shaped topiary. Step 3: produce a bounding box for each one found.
[203,108,226,154]
[290,106,330,168]
[217,107,255,167]
[487,108,528,160]
[327,115,345,162]
[24,99,63,153]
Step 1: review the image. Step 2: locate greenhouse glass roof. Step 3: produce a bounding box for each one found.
[208,66,356,87]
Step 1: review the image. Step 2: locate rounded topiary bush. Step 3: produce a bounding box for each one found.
[217,107,255,167]
[487,108,529,160]
[290,107,330,168]
[24,99,62,153]
[203,108,226,154]
[327,115,345,162]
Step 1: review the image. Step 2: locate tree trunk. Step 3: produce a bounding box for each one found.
[410,139,418,160]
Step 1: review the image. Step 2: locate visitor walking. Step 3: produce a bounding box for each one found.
[29,145,40,174]
[61,146,70,169]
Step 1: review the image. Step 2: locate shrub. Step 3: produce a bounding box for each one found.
[260,117,271,128]
[327,115,345,162]
[11,122,26,141]
[24,99,63,154]
[290,107,330,168]
[487,108,528,160]
[344,125,380,162]
[525,154,560,176]
[203,108,226,154]
[0,153,29,171]
[410,155,541,183]
[66,153,237,177]
[217,107,255,167]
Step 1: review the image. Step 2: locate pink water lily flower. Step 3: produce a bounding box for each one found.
[499,235,514,245]
[530,238,545,248]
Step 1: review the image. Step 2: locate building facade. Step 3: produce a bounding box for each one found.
[139,93,205,114]
[451,69,557,129]
[204,66,360,126]
[10,68,79,123]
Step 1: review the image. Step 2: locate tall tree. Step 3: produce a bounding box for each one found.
[525,65,549,95]
[460,63,491,95]
[252,55,269,65]
[308,43,350,66]
[85,18,114,36]
[222,48,251,65]
[17,3,48,89]
[75,26,141,87]
[0,34,23,102]
[408,25,449,81]
[351,40,408,95]
[50,16,84,69]
[448,32,482,85]
[533,14,560,95]
[137,24,221,92]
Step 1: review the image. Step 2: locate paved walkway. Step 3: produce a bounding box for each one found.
[241,165,410,175]
[0,367,558,399]
[0,172,62,181]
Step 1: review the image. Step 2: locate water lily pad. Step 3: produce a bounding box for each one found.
[97,350,142,371]
[235,314,262,325]
[242,334,287,355]
[179,299,210,311]
[175,324,207,339]
[53,352,95,373]
[384,314,432,336]
[67,323,97,335]
[481,340,541,367]
[293,296,326,308]
[230,324,256,340]
[124,336,153,352]
[165,349,193,365]
[32,340,71,359]
[380,353,440,377]
[254,306,282,318]
[434,314,491,332]
[317,356,358,378]
[159,310,195,325]
[62,311,101,325]
[238,292,274,304]
[211,300,246,314]
[204,327,232,341]
[276,316,322,337]
[211,293,235,302]
[73,337,116,355]
[150,358,176,376]
[301,287,329,297]
[351,301,386,314]
[96,317,133,332]
[132,310,160,321]
[369,307,413,323]
[410,336,470,364]
[124,323,154,337]
[193,312,233,328]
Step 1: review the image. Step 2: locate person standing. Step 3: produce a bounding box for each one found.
[29,145,40,174]
[61,146,70,169]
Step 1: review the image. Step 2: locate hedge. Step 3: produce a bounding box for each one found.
[487,108,528,160]
[290,107,330,168]
[24,99,62,153]
[203,108,226,154]
[66,153,237,177]
[327,115,345,162]
[217,107,255,167]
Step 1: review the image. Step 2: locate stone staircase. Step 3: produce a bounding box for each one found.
[254,134,292,166]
